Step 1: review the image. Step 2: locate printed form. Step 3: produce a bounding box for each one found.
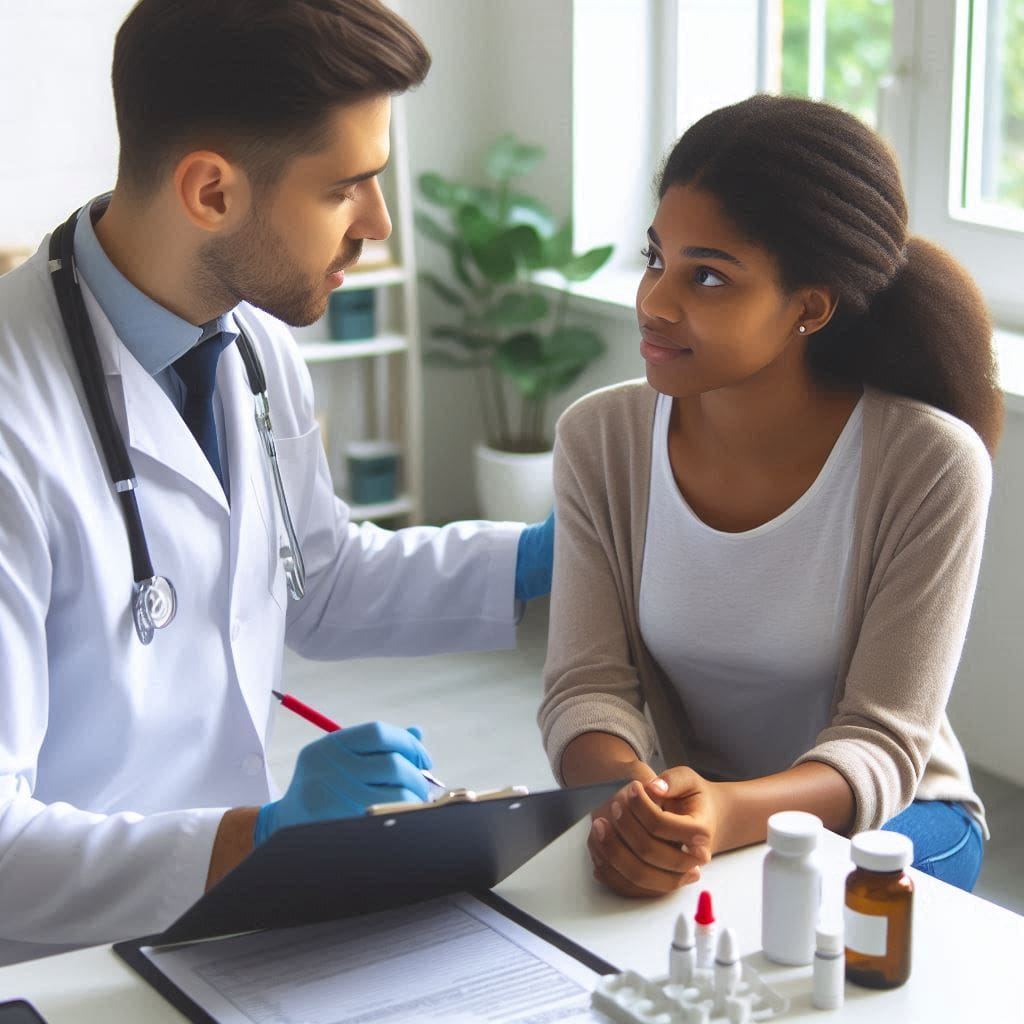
[143,893,616,1022]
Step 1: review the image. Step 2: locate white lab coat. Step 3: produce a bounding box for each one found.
[0,242,522,965]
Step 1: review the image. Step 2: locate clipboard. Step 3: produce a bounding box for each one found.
[113,780,623,1020]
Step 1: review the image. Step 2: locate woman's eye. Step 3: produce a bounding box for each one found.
[641,246,663,271]
[695,267,726,288]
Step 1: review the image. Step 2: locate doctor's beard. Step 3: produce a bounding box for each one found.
[196,207,362,327]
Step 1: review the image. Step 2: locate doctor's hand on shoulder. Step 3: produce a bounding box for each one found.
[514,510,555,602]
[254,722,434,845]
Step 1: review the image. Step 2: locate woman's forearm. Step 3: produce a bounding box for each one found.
[560,731,652,787]
[713,760,855,852]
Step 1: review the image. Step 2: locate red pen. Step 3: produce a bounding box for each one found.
[271,689,446,789]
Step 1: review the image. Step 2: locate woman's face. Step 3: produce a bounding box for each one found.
[636,184,812,399]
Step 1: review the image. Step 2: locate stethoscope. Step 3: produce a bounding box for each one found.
[47,207,306,645]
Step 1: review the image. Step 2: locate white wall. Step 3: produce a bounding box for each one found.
[397,0,575,522]
[949,406,1024,786]
[0,0,136,244]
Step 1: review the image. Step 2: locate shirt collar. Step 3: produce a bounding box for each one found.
[73,194,239,374]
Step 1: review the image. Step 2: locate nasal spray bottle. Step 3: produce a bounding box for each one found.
[669,911,697,986]
[695,890,717,969]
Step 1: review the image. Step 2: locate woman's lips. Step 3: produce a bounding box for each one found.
[640,331,692,365]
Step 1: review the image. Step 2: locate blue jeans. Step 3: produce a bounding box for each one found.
[881,801,984,892]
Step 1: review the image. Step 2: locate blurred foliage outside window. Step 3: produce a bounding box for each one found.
[777,0,1023,212]
[977,0,1024,209]
[779,0,892,127]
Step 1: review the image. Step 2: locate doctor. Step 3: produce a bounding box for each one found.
[0,0,553,965]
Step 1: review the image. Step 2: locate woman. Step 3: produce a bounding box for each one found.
[539,94,1002,897]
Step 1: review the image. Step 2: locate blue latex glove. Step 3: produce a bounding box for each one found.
[514,509,555,601]
[254,722,433,845]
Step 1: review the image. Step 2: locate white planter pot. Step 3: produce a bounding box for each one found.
[474,444,554,523]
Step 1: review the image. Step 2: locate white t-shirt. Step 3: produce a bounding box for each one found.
[638,393,864,781]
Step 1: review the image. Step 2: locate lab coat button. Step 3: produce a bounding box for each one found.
[241,753,264,776]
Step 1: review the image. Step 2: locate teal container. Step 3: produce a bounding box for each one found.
[328,288,375,340]
[346,440,400,505]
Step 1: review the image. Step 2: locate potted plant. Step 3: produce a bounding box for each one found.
[415,134,614,521]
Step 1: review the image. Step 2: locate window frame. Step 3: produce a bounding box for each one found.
[569,0,1024,329]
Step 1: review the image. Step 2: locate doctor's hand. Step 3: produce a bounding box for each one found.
[587,768,718,899]
[515,509,554,601]
[253,722,433,845]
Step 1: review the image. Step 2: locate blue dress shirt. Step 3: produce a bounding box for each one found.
[72,195,238,497]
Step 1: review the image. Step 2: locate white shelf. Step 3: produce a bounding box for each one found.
[298,333,408,363]
[338,266,407,291]
[345,494,414,521]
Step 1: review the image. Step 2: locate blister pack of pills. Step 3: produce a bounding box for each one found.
[592,964,789,1024]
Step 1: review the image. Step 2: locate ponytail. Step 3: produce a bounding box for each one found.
[808,237,1003,455]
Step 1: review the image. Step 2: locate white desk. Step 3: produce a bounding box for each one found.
[0,823,1020,1021]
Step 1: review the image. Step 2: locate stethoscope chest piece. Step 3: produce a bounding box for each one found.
[132,575,177,645]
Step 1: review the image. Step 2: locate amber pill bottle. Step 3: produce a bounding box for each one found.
[844,830,914,989]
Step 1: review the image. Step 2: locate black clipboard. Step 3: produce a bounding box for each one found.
[113,780,623,1021]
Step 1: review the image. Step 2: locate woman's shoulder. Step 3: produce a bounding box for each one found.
[862,386,991,488]
[556,378,657,439]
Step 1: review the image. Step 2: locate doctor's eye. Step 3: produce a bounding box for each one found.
[641,246,663,271]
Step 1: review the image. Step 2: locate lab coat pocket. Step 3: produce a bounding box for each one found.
[263,422,321,609]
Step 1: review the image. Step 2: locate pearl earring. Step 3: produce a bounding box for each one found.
[797,324,807,334]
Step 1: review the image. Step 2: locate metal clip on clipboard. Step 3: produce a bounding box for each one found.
[365,785,530,816]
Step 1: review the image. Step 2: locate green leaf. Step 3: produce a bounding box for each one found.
[455,204,500,247]
[543,219,574,269]
[450,240,476,291]
[430,325,496,351]
[544,326,606,367]
[418,172,455,205]
[415,209,453,246]
[494,332,549,399]
[559,244,614,282]
[505,194,555,236]
[419,174,501,212]
[470,225,543,282]
[484,134,546,183]
[482,291,550,326]
[419,272,464,307]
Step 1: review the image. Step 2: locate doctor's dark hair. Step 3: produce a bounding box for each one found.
[111,0,430,194]
[658,94,1003,455]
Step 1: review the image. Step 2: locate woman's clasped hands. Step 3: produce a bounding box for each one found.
[588,766,721,898]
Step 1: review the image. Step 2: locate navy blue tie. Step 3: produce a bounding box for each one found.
[173,331,234,487]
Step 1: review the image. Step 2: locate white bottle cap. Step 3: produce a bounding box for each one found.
[815,922,844,955]
[766,810,822,855]
[673,911,695,949]
[850,830,914,872]
[715,927,739,965]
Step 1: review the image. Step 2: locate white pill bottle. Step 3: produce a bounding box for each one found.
[761,810,823,965]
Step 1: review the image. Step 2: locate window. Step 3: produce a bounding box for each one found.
[571,0,1024,325]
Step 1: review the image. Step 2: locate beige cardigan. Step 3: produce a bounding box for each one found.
[539,381,990,836]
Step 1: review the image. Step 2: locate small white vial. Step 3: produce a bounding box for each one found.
[761,810,823,965]
[812,921,846,1010]
[670,911,697,986]
[713,927,742,1013]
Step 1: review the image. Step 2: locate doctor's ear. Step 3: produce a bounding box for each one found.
[173,151,252,234]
